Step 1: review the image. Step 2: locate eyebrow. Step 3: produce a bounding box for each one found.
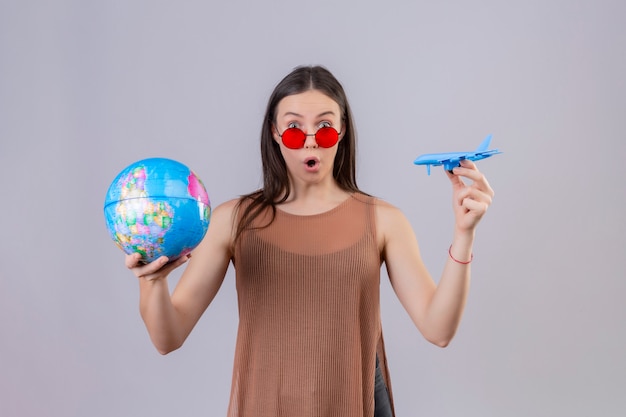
[280,111,337,118]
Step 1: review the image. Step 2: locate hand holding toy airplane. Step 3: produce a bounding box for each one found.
[413,134,502,175]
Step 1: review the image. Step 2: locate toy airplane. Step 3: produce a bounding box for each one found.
[413,134,502,175]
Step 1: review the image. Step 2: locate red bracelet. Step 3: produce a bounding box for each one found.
[448,245,473,264]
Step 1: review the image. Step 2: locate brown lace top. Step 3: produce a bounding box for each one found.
[229,193,394,417]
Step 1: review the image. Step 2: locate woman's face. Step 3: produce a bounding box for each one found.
[273,89,344,185]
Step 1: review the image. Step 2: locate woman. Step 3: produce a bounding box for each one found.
[126,65,494,417]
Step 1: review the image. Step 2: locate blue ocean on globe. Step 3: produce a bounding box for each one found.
[104,158,211,263]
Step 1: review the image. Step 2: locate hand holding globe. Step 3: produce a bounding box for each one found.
[124,251,192,282]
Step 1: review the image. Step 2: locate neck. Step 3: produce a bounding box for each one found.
[278,181,351,216]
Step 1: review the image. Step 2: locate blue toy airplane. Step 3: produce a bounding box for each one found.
[413,134,502,175]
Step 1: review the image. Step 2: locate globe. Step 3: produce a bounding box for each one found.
[104,157,211,264]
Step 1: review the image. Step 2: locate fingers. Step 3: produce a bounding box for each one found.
[456,184,493,208]
[125,254,190,282]
[450,161,494,198]
[451,161,482,183]
[445,168,465,188]
[447,161,495,231]
[459,194,490,214]
[125,252,144,268]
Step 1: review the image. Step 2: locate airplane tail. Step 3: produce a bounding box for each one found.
[475,134,493,152]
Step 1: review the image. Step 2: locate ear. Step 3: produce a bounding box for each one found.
[271,124,281,143]
[338,119,347,142]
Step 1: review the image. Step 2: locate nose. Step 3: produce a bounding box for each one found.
[303,132,319,149]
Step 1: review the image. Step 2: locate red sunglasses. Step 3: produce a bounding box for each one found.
[277,127,341,149]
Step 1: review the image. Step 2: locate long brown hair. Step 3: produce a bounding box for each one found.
[234,65,362,243]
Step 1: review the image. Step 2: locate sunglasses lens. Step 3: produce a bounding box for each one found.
[280,127,339,149]
[281,128,305,149]
[315,127,339,148]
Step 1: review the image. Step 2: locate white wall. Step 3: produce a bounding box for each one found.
[1,1,624,416]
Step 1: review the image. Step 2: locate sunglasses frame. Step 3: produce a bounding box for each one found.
[276,126,342,149]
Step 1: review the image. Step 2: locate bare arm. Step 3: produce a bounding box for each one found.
[127,199,237,354]
[381,160,494,347]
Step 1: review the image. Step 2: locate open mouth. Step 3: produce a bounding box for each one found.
[304,157,319,168]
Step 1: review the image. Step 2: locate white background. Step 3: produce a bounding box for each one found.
[1,1,624,416]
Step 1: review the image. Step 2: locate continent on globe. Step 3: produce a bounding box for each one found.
[104,158,211,263]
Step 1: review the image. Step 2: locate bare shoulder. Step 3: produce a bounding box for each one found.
[212,198,239,220]
[370,197,414,247]
[371,197,408,224]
